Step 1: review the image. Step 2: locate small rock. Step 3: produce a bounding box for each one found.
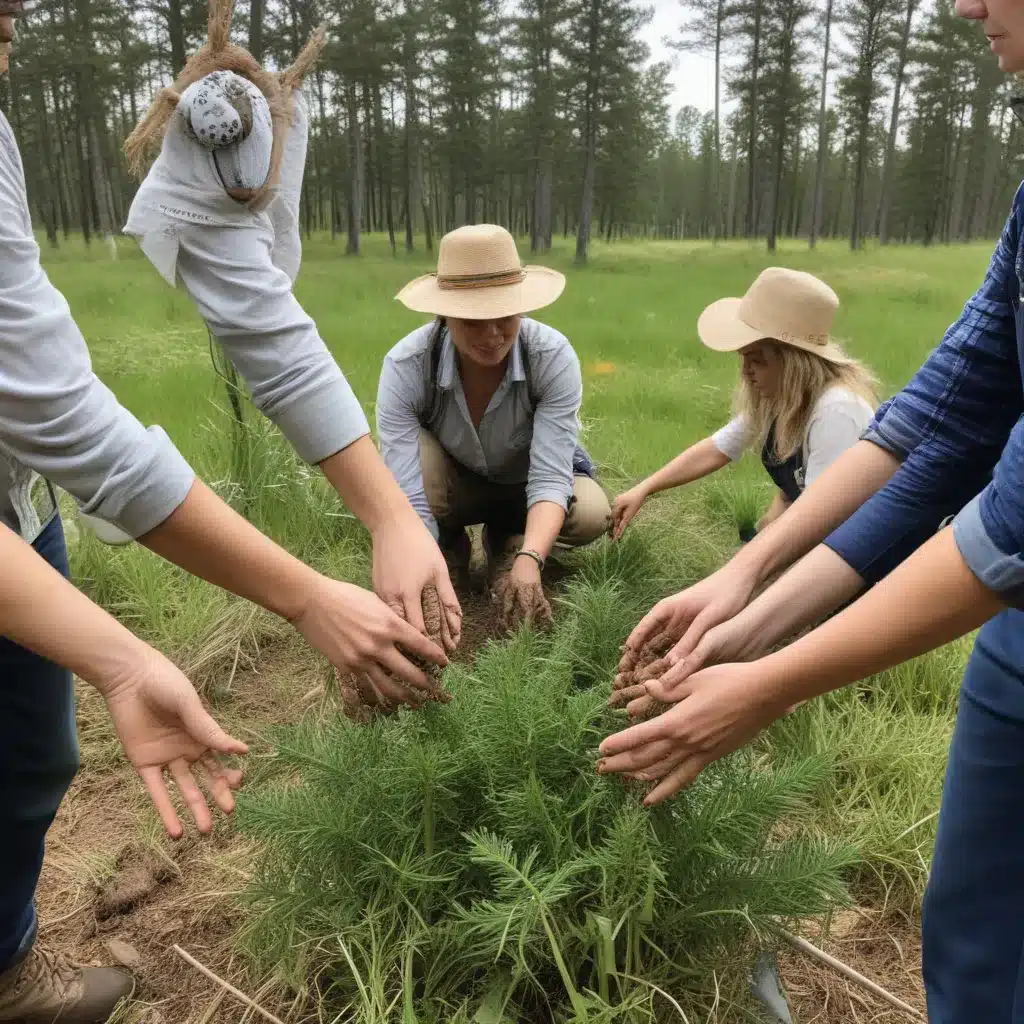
[104,938,141,969]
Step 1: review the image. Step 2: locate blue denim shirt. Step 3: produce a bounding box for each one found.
[825,183,1024,606]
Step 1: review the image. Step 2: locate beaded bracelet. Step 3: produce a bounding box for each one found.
[515,549,546,571]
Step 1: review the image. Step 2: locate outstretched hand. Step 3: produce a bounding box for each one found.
[617,565,756,680]
[372,515,462,653]
[101,653,248,838]
[598,663,787,804]
[292,575,449,709]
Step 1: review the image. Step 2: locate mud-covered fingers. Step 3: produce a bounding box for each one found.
[364,663,423,709]
[608,682,648,708]
[625,694,669,720]
[499,578,519,631]
[534,587,553,629]
[596,737,678,775]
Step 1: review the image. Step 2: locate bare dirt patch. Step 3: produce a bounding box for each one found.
[778,906,926,1023]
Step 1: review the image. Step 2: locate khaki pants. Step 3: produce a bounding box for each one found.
[418,430,611,556]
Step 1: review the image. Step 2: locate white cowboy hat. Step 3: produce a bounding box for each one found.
[697,267,852,364]
[396,224,565,320]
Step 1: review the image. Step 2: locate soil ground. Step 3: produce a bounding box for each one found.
[35,543,928,1023]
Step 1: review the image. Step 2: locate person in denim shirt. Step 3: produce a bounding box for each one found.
[599,2,1024,1018]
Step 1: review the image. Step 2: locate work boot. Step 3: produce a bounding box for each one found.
[0,943,135,1023]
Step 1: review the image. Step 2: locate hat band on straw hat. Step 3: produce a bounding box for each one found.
[437,268,526,291]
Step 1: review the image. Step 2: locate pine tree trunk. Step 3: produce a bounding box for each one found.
[727,131,739,236]
[167,0,187,73]
[575,124,597,264]
[744,0,763,238]
[345,85,362,255]
[810,0,833,249]
[712,0,724,241]
[249,0,265,63]
[876,0,916,244]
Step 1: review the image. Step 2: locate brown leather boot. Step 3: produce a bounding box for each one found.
[0,944,134,1023]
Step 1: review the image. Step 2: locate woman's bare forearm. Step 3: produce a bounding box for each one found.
[754,528,1003,710]
[731,440,900,587]
[138,479,314,622]
[1,523,151,693]
[639,438,731,497]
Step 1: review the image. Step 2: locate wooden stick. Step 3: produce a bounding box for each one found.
[172,945,286,1024]
[776,928,926,1021]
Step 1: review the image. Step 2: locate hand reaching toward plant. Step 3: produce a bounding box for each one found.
[291,575,449,708]
[494,555,553,633]
[617,564,757,683]
[0,521,248,839]
[611,485,649,540]
[102,656,249,837]
[372,514,463,653]
[599,663,783,804]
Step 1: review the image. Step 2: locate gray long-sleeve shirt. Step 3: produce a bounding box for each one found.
[0,111,195,542]
[376,318,583,539]
[3,104,372,545]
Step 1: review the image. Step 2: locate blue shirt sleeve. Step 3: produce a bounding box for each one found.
[825,188,1024,586]
[954,414,1024,606]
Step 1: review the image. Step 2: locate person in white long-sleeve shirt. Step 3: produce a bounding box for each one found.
[0,4,452,1019]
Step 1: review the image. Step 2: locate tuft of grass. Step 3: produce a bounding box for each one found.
[233,535,858,1023]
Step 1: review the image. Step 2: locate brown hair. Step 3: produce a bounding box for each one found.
[123,0,327,211]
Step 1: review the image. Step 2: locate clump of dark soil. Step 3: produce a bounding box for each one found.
[94,846,177,921]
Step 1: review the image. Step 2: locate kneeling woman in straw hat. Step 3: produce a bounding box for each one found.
[378,225,612,632]
[612,268,878,542]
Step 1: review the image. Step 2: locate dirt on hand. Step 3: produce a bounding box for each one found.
[493,572,554,634]
[609,630,675,716]
[338,586,454,725]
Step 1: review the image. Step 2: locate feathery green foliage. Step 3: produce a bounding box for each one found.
[235,533,857,1022]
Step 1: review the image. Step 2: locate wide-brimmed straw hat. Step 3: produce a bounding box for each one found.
[697,267,851,364]
[397,224,565,320]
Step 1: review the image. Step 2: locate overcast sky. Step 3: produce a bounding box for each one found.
[638,0,718,117]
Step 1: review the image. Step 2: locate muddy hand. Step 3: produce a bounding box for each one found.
[494,559,553,633]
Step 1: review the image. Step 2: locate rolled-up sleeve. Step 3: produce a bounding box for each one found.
[825,192,1024,585]
[0,128,195,538]
[527,343,581,510]
[174,223,369,465]
[376,354,437,538]
[954,415,1024,606]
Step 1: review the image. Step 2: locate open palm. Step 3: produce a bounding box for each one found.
[102,659,248,838]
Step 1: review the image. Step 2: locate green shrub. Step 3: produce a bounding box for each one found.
[234,533,857,1022]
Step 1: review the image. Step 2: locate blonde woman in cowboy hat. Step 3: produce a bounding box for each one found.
[612,268,878,543]
[378,224,612,632]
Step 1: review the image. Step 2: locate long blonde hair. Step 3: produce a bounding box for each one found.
[733,341,878,461]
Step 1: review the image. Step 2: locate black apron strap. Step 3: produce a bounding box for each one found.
[760,421,804,504]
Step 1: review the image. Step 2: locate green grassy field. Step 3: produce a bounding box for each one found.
[43,232,993,1021]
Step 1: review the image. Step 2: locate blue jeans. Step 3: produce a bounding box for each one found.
[923,608,1024,1022]
[0,514,79,973]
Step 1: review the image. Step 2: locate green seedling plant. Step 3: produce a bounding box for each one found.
[235,532,858,1023]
